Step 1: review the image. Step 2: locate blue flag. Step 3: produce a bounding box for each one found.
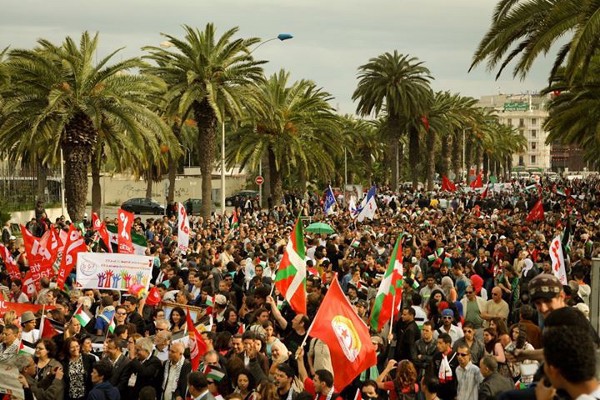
[323,185,336,215]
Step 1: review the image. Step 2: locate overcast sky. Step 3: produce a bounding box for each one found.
[1,0,552,114]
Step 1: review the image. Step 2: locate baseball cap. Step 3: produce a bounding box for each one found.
[441,309,454,318]
[528,274,562,301]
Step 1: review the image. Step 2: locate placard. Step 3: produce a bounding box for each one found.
[75,252,153,291]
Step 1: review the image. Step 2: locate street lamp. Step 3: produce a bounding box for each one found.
[221,33,293,217]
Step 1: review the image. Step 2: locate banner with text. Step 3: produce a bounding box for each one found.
[75,252,153,291]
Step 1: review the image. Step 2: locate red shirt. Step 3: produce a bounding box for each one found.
[303,378,343,400]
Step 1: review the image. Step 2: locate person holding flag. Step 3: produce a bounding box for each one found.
[323,185,337,215]
[296,347,343,400]
[274,217,307,315]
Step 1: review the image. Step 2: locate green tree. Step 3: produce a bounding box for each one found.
[228,70,340,205]
[0,32,171,221]
[353,51,433,190]
[143,24,265,218]
[470,0,600,83]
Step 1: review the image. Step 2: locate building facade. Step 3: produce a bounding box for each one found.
[478,93,551,172]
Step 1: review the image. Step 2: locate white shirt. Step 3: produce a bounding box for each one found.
[434,324,464,345]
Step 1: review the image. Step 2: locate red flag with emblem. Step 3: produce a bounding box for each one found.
[117,209,135,254]
[186,309,207,371]
[92,212,112,253]
[0,243,20,280]
[526,199,545,222]
[307,278,377,390]
[56,224,88,289]
[470,172,483,188]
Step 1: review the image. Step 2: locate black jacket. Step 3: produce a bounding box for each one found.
[127,355,163,399]
[393,320,420,362]
[62,353,96,400]
[161,359,192,400]
[109,354,131,395]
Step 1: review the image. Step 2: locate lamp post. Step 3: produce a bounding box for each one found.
[221,33,293,216]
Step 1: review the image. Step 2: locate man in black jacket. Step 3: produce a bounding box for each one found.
[429,333,459,400]
[105,338,131,396]
[478,355,513,400]
[123,296,146,335]
[128,337,162,399]
[392,307,419,362]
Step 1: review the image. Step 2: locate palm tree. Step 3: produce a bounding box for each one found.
[143,24,265,218]
[338,116,384,186]
[543,58,600,165]
[353,51,433,190]
[228,70,340,205]
[470,0,600,83]
[0,32,171,221]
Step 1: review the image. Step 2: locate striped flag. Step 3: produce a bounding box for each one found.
[203,365,226,382]
[370,235,404,331]
[274,217,307,315]
[108,316,116,334]
[73,304,92,327]
[106,225,147,255]
[19,340,35,355]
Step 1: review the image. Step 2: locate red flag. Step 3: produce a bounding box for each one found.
[186,309,207,371]
[56,225,88,289]
[0,301,55,318]
[145,286,162,306]
[470,172,483,188]
[526,199,545,222]
[20,226,58,288]
[308,279,377,390]
[441,176,456,192]
[92,213,113,253]
[353,389,362,400]
[117,209,135,254]
[40,315,59,339]
[237,324,246,335]
[0,243,20,280]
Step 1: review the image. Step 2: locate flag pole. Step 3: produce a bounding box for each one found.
[38,305,46,341]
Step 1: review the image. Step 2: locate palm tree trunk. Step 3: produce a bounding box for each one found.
[35,158,48,202]
[409,125,420,190]
[426,129,436,191]
[194,100,217,218]
[269,147,282,206]
[145,173,153,199]
[476,145,484,175]
[452,136,461,181]
[91,150,102,215]
[261,152,270,208]
[441,133,452,178]
[167,125,181,204]
[298,167,307,194]
[465,137,473,183]
[63,114,96,222]
[388,116,402,191]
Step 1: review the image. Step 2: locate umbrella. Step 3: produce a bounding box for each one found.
[305,222,335,235]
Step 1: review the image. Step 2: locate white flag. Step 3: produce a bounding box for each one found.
[549,235,567,284]
[357,186,377,222]
[177,202,190,253]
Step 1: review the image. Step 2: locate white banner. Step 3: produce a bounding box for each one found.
[178,202,190,253]
[0,361,25,399]
[75,252,153,291]
[549,235,567,284]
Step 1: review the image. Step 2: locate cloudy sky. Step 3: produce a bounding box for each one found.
[1,0,552,114]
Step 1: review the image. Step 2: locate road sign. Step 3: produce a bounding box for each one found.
[255,176,264,185]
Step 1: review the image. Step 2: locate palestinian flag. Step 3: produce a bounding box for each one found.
[203,365,226,382]
[106,225,147,255]
[274,217,307,315]
[19,340,35,355]
[230,210,239,230]
[370,235,404,332]
[73,304,93,327]
[108,316,116,334]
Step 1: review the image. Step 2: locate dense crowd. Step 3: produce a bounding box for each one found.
[0,176,599,400]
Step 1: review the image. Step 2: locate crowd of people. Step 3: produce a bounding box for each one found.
[0,175,599,400]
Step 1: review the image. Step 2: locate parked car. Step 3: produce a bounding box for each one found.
[120,198,165,215]
[225,190,259,207]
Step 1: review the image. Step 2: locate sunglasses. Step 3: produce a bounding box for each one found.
[456,352,469,357]
[465,291,473,294]
[442,316,453,320]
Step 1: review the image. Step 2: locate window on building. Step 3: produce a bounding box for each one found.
[519,156,524,166]
[531,129,537,138]
[531,118,537,125]
[531,155,536,164]
[519,118,525,127]
[531,142,537,150]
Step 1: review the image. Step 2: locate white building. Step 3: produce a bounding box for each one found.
[478,93,551,172]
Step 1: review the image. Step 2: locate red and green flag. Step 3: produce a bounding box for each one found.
[370,235,404,332]
[274,217,307,315]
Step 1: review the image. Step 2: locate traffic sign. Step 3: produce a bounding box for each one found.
[255,176,264,185]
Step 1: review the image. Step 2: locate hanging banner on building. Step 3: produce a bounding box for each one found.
[75,252,153,291]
